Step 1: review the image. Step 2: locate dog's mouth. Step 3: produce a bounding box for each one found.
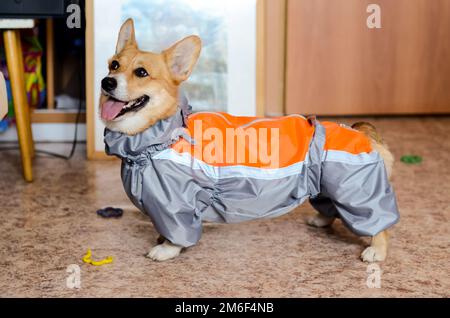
[101,95,150,121]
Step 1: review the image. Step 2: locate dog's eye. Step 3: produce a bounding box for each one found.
[134,68,149,78]
[110,60,120,70]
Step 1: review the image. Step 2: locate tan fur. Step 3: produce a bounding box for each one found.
[308,121,394,262]
[362,230,388,262]
[352,122,393,262]
[99,18,201,135]
[352,122,394,179]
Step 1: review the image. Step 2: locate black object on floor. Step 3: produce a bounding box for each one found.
[97,207,123,218]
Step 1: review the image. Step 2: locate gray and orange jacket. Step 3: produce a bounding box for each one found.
[105,101,399,247]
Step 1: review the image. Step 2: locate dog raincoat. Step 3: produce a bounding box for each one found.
[104,100,399,247]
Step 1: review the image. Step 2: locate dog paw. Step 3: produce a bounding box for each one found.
[146,241,182,261]
[361,246,386,262]
[306,214,335,228]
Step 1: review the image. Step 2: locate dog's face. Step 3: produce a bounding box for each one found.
[100,18,201,135]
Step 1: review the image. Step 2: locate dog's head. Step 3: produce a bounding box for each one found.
[100,18,201,135]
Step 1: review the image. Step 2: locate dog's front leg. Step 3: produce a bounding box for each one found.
[361,230,388,262]
[146,239,183,261]
[306,213,335,227]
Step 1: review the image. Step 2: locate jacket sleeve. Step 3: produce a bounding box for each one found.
[144,200,203,248]
[139,161,210,248]
[314,159,400,237]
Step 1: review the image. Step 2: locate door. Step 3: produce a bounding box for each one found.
[285,0,450,115]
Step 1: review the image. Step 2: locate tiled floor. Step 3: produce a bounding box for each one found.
[0,117,449,297]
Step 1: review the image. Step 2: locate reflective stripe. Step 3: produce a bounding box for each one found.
[323,150,381,165]
[153,148,308,180]
[153,147,381,181]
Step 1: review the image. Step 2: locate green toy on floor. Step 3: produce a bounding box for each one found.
[400,155,422,164]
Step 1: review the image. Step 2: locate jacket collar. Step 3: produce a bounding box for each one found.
[104,95,191,159]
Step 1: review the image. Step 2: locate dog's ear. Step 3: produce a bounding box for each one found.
[116,18,137,54]
[163,35,202,83]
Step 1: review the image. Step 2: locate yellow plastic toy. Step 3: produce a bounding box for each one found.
[82,249,113,266]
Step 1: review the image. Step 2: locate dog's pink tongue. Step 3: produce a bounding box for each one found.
[101,99,126,120]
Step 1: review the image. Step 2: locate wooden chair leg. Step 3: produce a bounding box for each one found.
[14,30,35,158]
[3,30,34,182]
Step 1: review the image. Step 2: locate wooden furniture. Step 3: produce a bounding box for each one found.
[29,18,87,124]
[1,19,35,181]
[0,1,79,124]
[45,18,55,109]
[264,0,286,116]
[285,0,450,115]
[35,18,86,123]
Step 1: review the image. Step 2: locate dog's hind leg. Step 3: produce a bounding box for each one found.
[352,122,393,263]
[361,230,389,262]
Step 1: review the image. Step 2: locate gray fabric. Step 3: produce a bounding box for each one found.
[310,160,399,236]
[104,109,399,247]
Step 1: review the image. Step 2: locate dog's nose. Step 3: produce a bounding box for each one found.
[101,77,117,92]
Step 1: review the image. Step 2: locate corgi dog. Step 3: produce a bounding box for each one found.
[100,19,399,262]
